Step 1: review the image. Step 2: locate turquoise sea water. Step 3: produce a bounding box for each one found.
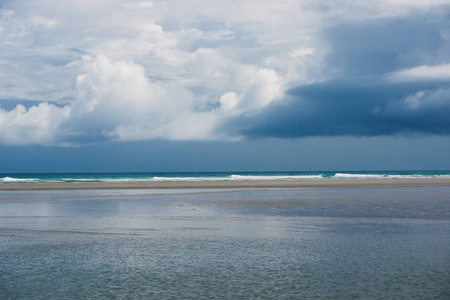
[0,186,449,298]
[1,170,450,183]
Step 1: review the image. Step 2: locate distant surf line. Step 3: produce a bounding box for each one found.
[1,170,450,184]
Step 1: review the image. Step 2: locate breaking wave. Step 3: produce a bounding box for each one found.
[1,171,449,184]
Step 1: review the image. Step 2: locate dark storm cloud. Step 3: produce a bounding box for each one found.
[225,80,450,138]
[223,12,450,139]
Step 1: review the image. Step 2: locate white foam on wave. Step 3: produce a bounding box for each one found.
[334,173,450,179]
[63,178,154,183]
[152,176,225,182]
[102,178,154,182]
[0,177,39,183]
[151,175,324,181]
[333,173,385,179]
[62,178,103,182]
[4,173,449,184]
[229,175,324,180]
[385,174,450,179]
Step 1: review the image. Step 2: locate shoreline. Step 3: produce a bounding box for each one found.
[0,177,449,190]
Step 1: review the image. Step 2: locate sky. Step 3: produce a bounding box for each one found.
[0,0,450,172]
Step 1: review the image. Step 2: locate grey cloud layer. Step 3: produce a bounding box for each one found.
[0,0,449,145]
[228,13,450,138]
[227,81,450,138]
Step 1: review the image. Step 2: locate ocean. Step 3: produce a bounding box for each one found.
[1,170,450,184]
[0,185,449,298]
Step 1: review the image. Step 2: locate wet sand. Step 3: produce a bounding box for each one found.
[1,185,449,298]
[0,177,449,190]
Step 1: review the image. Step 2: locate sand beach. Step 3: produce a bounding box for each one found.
[0,177,449,190]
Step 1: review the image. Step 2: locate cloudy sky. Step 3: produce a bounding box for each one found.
[1,0,449,172]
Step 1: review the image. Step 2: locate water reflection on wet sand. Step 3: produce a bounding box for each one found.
[1,186,449,299]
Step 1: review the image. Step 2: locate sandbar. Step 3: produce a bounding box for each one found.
[0,177,449,190]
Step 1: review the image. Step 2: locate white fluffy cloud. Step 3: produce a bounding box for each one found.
[68,54,282,142]
[402,88,450,110]
[0,103,70,145]
[386,64,450,83]
[70,55,200,141]
[0,0,449,145]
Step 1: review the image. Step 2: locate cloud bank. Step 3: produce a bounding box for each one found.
[0,0,450,145]
[387,64,450,82]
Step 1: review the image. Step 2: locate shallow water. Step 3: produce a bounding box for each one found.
[1,187,449,299]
